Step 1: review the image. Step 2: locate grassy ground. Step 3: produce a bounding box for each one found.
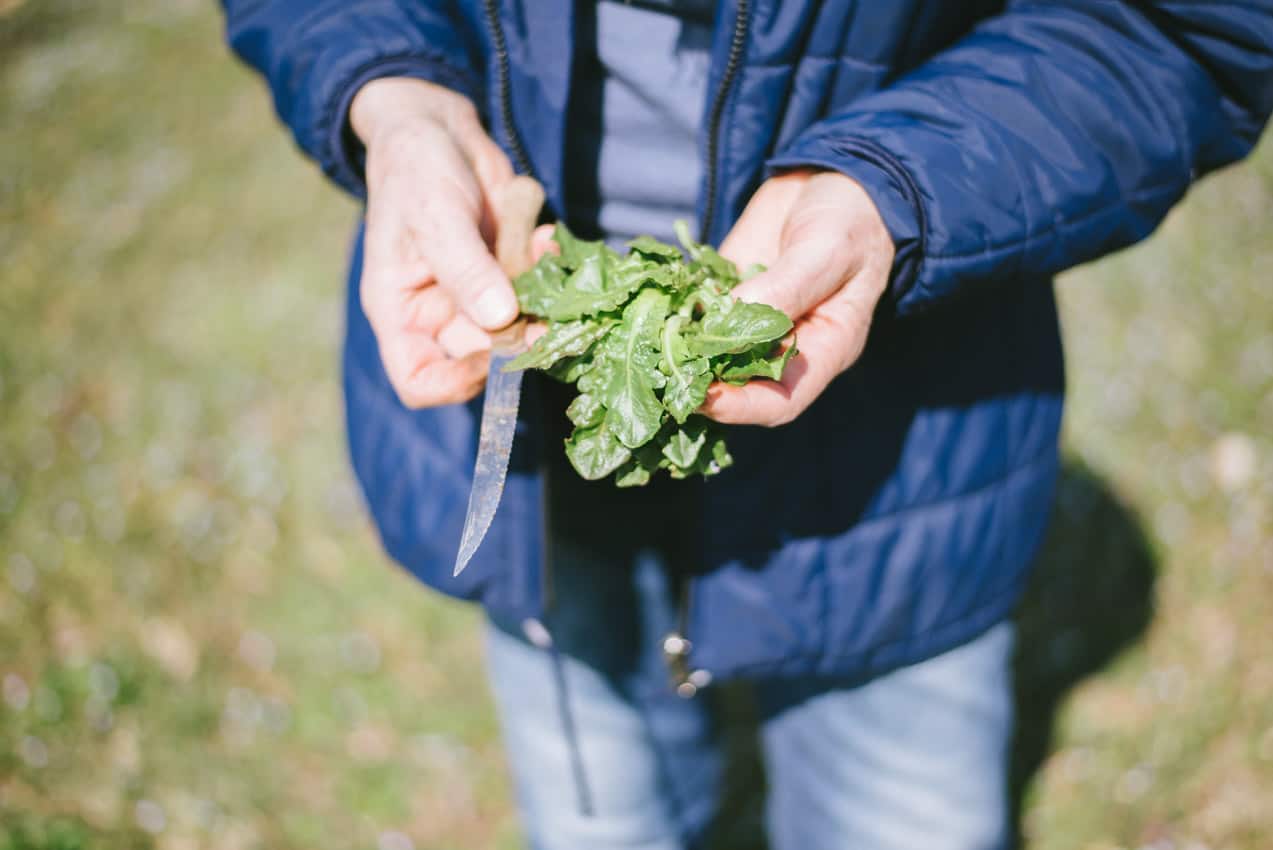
[1,2,1270,849]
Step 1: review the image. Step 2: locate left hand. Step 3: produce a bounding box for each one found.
[699,169,895,427]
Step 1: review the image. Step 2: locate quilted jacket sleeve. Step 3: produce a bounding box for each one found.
[770,1,1273,317]
[221,0,483,197]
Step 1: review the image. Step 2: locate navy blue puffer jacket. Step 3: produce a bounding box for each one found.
[224,1,1273,684]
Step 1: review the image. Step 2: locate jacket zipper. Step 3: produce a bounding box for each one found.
[482,0,537,178]
[698,0,751,242]
[483,0,736,696]
[663,1,752,697]
[483,0,549,613]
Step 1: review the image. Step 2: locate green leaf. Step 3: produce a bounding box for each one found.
[627,235,682,261]
[543,251,657,320]
[674,220,698,256]
[614,460,652,488]
[705,428,734,475]
[503,318,615,372]
[674,219,738,285]
[663,364,712,423]
[552,223,607,269]
[546,354,595,384]
[662,422,708,469]
[504,221,794,486]
[659,315,712,423]
[667,421,733,479]
[564,421,632,481]
[689,300,793,357]
[716,337,798,385]
[677,268,734,316]
[566,392,605,428]
[614,443,666,488]
[513,255,568,317]
[596,288,670,449]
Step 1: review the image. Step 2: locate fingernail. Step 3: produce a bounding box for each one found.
[473,287,516,328]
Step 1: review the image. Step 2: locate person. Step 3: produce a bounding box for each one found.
[222,2,1273,847]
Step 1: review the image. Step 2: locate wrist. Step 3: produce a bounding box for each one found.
[804,170,896,295]
[350,77,475,148]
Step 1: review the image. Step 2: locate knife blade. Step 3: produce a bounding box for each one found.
[453,176,545,577]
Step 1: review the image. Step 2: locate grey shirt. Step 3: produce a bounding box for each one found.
[565,0,716,245]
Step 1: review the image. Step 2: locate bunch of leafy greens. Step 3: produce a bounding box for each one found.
[505,221,796,487]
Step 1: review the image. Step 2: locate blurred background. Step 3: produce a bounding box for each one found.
[2,2,1271,849]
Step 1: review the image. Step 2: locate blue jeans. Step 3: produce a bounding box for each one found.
[485,545,1015,850]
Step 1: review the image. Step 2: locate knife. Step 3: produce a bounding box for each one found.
[453,176,546,577]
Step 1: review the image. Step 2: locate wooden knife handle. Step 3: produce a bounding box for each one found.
[494,175,546,279]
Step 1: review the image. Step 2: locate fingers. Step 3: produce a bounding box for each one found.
[700,170,897,428]
[729,236,856,321]
[424,213,519,330]
[436,314,492,359]
[363,118,520,333]
[362,270,493,407]
[524,320,548,346]
[400,352,490,408]
[443,102,515,199]
[376,317,489,408]
[699,345,820,428]
[699,281,877,427]
[356,100,518,410]
[718,170,808,270]
[699,331,833,428]
[530,224,558,262]
[718,208,778,271]
[719,169,857,320]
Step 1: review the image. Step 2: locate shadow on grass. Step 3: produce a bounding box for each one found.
[706,461,1159,850]
[1008,461,1158,846]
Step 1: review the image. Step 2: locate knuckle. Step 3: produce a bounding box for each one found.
[826,237,856,276]
[445,96,480,126]
[447,256,498,300]
[396,377,447,410]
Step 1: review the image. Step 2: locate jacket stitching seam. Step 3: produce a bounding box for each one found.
[848,432,1055,532]
[742,54,889,72]
[723,580,1023,680]
[824,583,1020,670]
[851,137,929,295]
[922,178,1182,262]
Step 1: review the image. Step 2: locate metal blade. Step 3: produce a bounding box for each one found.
[452,174,544,577]
[453,340,526,577]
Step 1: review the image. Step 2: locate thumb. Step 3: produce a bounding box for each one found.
[425,207,520,331]
[730,236,852,320]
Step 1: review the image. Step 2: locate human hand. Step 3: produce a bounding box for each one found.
[699,169,895,427]
[351,77,521,408]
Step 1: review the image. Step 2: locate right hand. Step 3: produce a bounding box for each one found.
[350,77,521,408]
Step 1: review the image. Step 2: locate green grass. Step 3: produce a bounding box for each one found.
[2,2,1271,848]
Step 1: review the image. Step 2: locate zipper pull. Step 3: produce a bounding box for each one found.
[662,633,712,698]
